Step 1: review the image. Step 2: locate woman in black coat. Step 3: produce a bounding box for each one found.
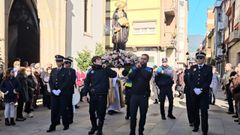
[16,67,29,121]
[0,68,19,126]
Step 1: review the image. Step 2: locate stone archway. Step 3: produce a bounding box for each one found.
[8,0,39,67]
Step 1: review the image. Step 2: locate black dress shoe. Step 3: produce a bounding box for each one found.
[234,119,239,122]
[88,127,98,135]
[63,126,69,130]
[96,131,103,135]
[125,115,130,120]
[16,117,26,121]
[46,126,56,132]
[232,115,238,118]
[192,128,199,132]
[167,114,176,119]
[161,116,166,120]
[129,131,136,135]
[227,111,234,114]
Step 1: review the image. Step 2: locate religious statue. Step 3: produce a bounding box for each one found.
[112,1,129,52]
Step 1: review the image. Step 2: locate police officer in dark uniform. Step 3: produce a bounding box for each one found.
[47,55,70,132]
[184,63,194,127]
[189,52,212,135]
[128,54,153,135]
[64,57,76,124]
[155,58,176,120]
[82,56,117,135]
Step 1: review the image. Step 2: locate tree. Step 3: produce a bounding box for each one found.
[95,43,105,57]
[75,49,91,72]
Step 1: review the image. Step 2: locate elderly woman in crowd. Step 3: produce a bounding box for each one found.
[230,66,240,125]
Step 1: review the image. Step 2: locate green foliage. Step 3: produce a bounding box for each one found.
[95,43,105,57]
[75,49,91,72]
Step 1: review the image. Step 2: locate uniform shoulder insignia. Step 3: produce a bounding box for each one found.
[87,68,94,74]
[145,67,153,72]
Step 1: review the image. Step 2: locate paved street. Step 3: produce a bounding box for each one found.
[0,91,239,135]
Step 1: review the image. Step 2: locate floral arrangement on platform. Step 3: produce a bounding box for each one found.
[102,50,139,68]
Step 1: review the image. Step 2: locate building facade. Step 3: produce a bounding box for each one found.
[105,0,188,68]
[222,0,240,67]
[0,0,105,68]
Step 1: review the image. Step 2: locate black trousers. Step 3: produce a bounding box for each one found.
[89,94,107,131]
[67,93,74,123]
[50,95,69,127]
[158,87,173,116]
[192,93,209,133]
[17,96,25,118]
[226,88,234,113]
[185,92,194,124]
[125,88,132,117]
[25,91,33,114]
[130,95,149,133]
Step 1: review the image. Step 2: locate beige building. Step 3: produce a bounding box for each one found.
[105,0,188,68]
[222,0,240,67]
[0,0,105,69]
[205,8,215,61]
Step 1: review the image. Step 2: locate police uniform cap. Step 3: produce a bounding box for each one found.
[64,57,73,63]
[162,58,168,62]
[55,55,64,62]
[195,51,206,58]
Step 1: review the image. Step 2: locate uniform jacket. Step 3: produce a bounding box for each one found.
[189,64,213,95]
[184,68,191,94]
[83,65,117,96]
[155,66,174,88]
[66,68,76,94]
[49,67,69,96]
[0,77,19,103]
[128,65,153,96]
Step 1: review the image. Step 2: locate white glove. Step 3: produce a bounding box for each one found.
[56,89,61,95]
[13,89,17,94]
[4,91,9,95]
[52,89,59,96]
[194,88,202,95]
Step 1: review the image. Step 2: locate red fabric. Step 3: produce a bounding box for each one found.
[76,71,86,87]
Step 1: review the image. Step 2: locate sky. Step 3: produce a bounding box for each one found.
[188,0,215,36]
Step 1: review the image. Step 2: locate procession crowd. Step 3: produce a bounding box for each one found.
[0,51,239,135]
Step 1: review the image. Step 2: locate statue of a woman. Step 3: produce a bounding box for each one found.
[112,1,129,52]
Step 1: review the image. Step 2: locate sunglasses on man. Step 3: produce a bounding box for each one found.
[196,56,204,60]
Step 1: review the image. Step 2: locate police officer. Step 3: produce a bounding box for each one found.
[155,58,176,120]
[184,63,194,127]
[82,56,117,135]
[47,55,70,132]
[189,52,212,135]
[128,54,153,135]
[64,57,76,124]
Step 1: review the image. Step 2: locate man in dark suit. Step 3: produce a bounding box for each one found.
[189,52,213,135]
[64,57,76,124]
[184,63,194,127]
[47,55,70,132]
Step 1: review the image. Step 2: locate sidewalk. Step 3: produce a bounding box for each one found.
[0,91,239,135]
